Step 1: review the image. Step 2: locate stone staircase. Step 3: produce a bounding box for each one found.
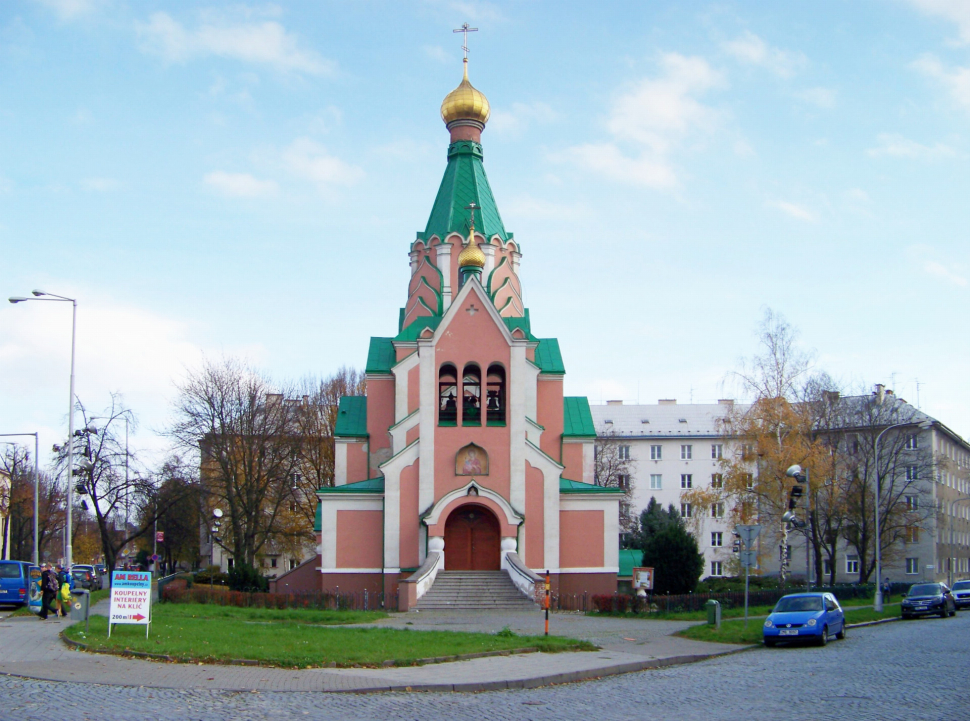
[414,570,538,611]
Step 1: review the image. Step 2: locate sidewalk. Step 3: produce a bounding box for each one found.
[0,601,748,692]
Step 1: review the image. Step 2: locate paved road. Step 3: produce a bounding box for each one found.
[1,613,965,720]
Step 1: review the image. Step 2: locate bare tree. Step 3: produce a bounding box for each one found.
[2,445,64,563]
[169,358,304,568]
[594,429,637,536]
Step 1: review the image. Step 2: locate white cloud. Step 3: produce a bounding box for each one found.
[923,260,968,286]
[35,0,103,21]
[488,102,558,136]
[904,0,970,44]
[135,12,335,76]
[867,132,957,158]
[793,86,837,108]
[563,53,724,189]
[769,200,816,222]
[204,171,278,198]
[81,177,119,192]
[282,138,365,189]
[911,54,970,112]
[423,45,451,64]
[844,188,870,203]
[721,31,807,78]
[503,195,589,223]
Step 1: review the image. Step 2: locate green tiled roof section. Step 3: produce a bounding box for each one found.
[395,316,441,342]
[534,339,564,374]
[334,396,368,437]
[365,337,395,374]
[503,316,536,340]
[563,397,596,437]
[559,478,625,494]
[398,308,405,333]
[618,548,643,578]
[318,477,385,494]
[313,503,322,532]
[417,141,509,242]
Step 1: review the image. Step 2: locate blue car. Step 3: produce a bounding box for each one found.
[0,560,38,609]
[763,592,846,647]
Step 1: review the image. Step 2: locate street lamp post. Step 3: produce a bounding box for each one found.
[0,433,40,565]
[873,418,933,612]
[9,290,78,569]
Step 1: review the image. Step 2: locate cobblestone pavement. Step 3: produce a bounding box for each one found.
[1,613,965,721]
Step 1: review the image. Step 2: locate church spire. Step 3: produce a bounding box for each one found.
[458,202,485,287]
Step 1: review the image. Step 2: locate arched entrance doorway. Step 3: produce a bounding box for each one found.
[443,504,500,571]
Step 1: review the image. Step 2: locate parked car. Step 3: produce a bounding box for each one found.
[70,567,96,591]
[901,583,957,618]
[763,592,846,647]
[950,580,970,609]
[94,564,107,580]
[0,560,36,608]
[73,564,100,589]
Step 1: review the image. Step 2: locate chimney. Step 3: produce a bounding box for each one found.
[717,399,735,406]
[659,399,677,405]
[822,390,840,405]
[874,384,885,406]
[606,400,624,406]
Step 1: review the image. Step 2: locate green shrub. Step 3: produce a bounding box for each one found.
[228,563,269,592]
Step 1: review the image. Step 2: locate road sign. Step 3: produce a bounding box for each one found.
[150,554,159,562]
[740,550,757,568]
[734,524,761,548]
[155,531,164,543]
[108,570,152,638]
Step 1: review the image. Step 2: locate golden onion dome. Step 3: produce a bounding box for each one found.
[441,59,490,126]
[458,235,486,269]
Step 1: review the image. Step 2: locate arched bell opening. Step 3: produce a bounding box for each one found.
[461,363,481,426]
[438,363,458,426]
[485,363,506,426]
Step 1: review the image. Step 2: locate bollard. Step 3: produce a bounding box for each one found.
[706,599,721,629]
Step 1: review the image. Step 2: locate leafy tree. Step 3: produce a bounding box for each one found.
[1,445,64,562]
[633,497,680,551]
[228,562,269,592]
[594,429,637,537]
[642,519,705,595]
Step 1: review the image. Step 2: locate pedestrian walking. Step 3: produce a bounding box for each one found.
[38,563,59,620]
[882,577,892,603]
[56,565,74,617]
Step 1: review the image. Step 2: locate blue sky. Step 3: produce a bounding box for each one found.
[2,0,969,469]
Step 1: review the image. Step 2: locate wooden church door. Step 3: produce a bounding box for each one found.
[444,505,500,570]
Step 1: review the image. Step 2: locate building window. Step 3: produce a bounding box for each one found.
[711,531,723,547]
[650,474,662,490]
[711,561,723,576]
[681,474,693,489]
[711,473,723,489]
[905,526,919,543]
[743,473,754,490]
[711,444,723,460]
[227,558,235,569]
[290,558,299,570]
[650,445,662,460]
[619,445,631,461]
[905,434,919,450]
[905,495,920,511]
[741,443,754,460]
[617,474,630,490]
[711,503,724,519]
[289,501,297,513]
[461,364,482,426]
[681,444,693,460]
[845,556,859,574]
[680,503,692,518]
[823,559,832,576]
[905,557,919,574]
[438,364,458,425]
[906,466,918,481]
[270,558,277,568]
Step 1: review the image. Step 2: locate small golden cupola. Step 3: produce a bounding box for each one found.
[458,202,486,287]
[441,58,490,131]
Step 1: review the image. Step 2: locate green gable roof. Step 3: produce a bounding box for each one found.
[318,477,385,494]
[563,397,596,438]
[313,502,322,532]
[365,337,395,374]
[503,315,536,340]
[334,396,368,437]
[395,316,441,342]
[534,338,564,374]
[618,548,643,578]
[559,478,625,494]
[417,141,510,243]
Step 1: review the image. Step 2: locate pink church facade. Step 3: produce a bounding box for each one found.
[315,59,622,609]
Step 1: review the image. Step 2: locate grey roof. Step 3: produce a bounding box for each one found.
[589,402,747,439]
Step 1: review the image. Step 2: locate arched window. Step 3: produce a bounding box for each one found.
[439,364,458,426]
[486,364,506,426]
[462,364,481,426]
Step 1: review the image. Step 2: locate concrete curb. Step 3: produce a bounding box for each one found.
[846,616,900,629]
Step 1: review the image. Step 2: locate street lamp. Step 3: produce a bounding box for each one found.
[874,418,933,612]
[9,290,78,568]
[0,433,40,565]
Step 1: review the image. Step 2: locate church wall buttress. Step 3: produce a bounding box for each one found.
[407,365,420,415]
[366,378,395,475]
[346,442,369,484]
[536,378,564,462]
[524,461,545,568]
[399,461,420,569]
[561,442,585,482]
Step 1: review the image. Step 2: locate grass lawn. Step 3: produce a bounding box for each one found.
[676,604,902,646]
[64,603,594,668]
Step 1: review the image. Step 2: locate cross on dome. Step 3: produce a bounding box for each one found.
[453,23,478,59]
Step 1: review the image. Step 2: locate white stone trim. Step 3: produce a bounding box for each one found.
[438,242,453,311]
[334,440,348,486]
[379,439,420,572]
[389,409,419,455]
[523,441,564,576]
[392,350,420,427]
[315,498,383,569]
[509,343,528,545]
[559,497,620,571]
[319,568,384,574]
[418,338,436,513]
[525,417,544,446]
[422,479,524,527]
[482,241,496,280]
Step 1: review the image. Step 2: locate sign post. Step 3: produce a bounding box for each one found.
[108,570,152,639]
[735,525,761,628]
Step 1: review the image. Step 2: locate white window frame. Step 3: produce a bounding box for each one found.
[711,444,723,460]
[711,502,724,519]
[905,495,919,511]
[845,557,859,574]
[650,445,662,460]
[619,445,631,461]
[905,557,919,574]
[650,474,663,490]
[711,531,723,547]
[681,474,693,489]
[906,466,918,481]
[711,473,723,489]
[711,561,723,576]
[681,444,693,460]
[680,503,692,518]
[905,434,919,450]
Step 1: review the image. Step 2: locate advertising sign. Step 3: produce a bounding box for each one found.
[632,567,654,590]
[108,570,151,638]
[28,566,42,614]
[155,531,164,543]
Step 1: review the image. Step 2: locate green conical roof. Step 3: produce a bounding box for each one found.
[417,141,511,243]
